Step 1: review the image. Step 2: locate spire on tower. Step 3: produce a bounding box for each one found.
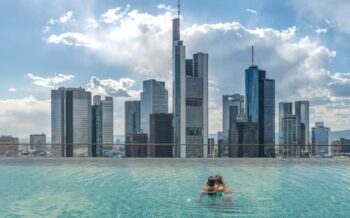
[178,0,181,19]
[251,45,254,66]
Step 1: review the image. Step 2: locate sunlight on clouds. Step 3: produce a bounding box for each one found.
[48,32,100,48]
[26,73,74,88]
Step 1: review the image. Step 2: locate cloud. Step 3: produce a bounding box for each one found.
[246,8,258,14]
[86,18,98,29]
[59,11,73,23]
[8,88,16,92]
[86,76,140,98]
[0,96,50,138]
[100,7,124,23]
[26,73,74,88]
[157,4,173,11]
[48,32,100,48]
[43,5,350,133]
[315,27,327,35]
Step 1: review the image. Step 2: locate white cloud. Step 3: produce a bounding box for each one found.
[59,11,73,23]
[26,73,74,88]
[43,5,350,132]
[246,8,258,14]
[86,18,99,29]
[315,27,327,35]
[48,32,100,48]
[86,76,140,98]
[0,96,50,138]
[100,7,123,23]
[157,4,173,11]
[8,88,16,92]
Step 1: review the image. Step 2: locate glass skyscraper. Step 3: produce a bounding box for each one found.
[281,114,300,157]
[312,122,331,156]
[222,94,244,143]
[140,79,168,137]
[51,87,92,157]
[92,95,113,157]
[295,101,310,155]
[124,101,141,135]
[245,63,275,157]
[279,102,293,145]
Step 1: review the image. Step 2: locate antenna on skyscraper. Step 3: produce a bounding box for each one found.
[178,0,181,19]
[251,45,254,66]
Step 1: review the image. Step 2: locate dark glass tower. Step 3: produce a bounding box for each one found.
[245,47,275,157]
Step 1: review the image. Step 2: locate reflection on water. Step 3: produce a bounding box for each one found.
[0,158,349,217]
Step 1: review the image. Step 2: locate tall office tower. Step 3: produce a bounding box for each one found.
[124,101,141,136]
[92,95,113,157]
[281,114,300,157]
[339,138,350,154]
[125,133,148,157]
[51,87,92,157]
[150,113,173,157]
[0,136,19,157]
[245,47,275,157]
[185,53,209,158]
[30,134,46,151]
[172,7,186,158]
[141,79,168,137]
[222,94,245,144]
[217,131,225,157]
[312,122,331,156]
[295,101,310,156]
[278,102,293,145]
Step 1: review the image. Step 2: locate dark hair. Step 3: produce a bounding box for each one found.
[215,175,224,185]
[207,176,216,187]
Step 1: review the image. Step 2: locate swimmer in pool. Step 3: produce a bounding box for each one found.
[201,176,218,195]
[215,175,234,201]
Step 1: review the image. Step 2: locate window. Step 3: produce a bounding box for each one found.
[186,98,202,106]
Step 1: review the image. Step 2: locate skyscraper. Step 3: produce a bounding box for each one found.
[124,101,141,135]
[150,113,173,157]
[245,47,275,157]
[125,133,148,157]
[281,114,300,157]
[92,95,113,157]
[295,101,310,155]
[172,10,186,158]
[51,87,92,157]
[279,102,293,145]
[0,135,19,157]
[222,94,244,143]
[312,122,331,156]
[172,4,208,158]
[141,79,168,137]
[185,53,208,158]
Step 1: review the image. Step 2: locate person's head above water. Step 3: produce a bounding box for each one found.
[215,175,224,185]
[206,176,216,187]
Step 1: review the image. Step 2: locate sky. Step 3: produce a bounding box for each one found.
[1,0,350,139]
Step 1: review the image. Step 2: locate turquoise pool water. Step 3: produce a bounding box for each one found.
[0,158,349,217]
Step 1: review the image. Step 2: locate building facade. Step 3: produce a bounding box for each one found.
[92,96,113,157]
[150,113,173,157]
[141,80,168,137]
[30,134,46,151]
[295,101,310,155]
[51,87,92,157]
[222,94,244,144]
[312,122,331,156]
[281,114,300,157]
[0,136,19,157]
[125,133,148,157]
[278,102,293,145]
[124,101,141,135]
[245,62,275,157]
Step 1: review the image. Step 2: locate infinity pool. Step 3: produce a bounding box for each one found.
[0,158,349,217]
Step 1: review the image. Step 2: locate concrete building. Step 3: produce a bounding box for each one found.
[312,122,331,156]
[0,136,19,157]
[29,134,46,151]
[150,113,173,157]
[92,96,113,157]
[51,87,92,157]
[141,80,168,137]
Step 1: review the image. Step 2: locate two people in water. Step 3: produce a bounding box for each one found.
[201,175,233,197]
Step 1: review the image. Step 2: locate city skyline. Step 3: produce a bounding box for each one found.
[1,0,350,138]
